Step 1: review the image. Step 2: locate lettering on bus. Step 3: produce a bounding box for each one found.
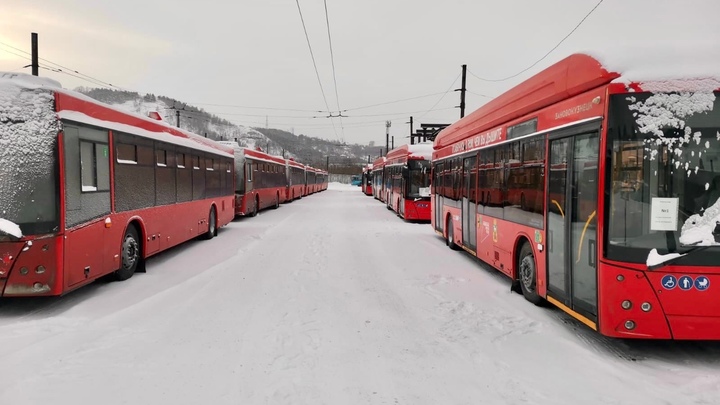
[554,97,601,120]
[451,128,504,154]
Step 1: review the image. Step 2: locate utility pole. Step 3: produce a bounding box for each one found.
[31,33,39,76]
[176,110,180,128]
[326,156,330,172]
[408,116,414,145]
[367,155,370,164]
[385,120,391,156]
[391,136,394,150]
[459,64,467,118]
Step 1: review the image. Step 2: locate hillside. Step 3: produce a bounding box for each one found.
[74,88,381,169]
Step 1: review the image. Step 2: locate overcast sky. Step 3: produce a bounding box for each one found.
[1,0,718,146]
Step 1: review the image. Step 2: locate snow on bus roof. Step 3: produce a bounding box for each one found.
[585,40,720,85]
[0,72,62,90]
[387,143,433,161]
[1,72,233,157]
[407,142,433,160]
[433,50,720,151]
[58,111,234,158]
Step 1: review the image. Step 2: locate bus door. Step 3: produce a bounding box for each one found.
[62,124,112,287]
[434,162,444,233]
[462,156,477,250]
[546,125,600,322]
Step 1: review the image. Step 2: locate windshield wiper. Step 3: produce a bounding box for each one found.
[647,245,712,271]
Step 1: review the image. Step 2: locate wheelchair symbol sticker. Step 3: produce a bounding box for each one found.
[695,276,710,291]
[661,275,677,290]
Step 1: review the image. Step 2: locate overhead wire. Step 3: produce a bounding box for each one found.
[0,40,123,89]
[469,0,605,82]
[417,73,461,120]
[294,0,340,142]
[323,0,345,142]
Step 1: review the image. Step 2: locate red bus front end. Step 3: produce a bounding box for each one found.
[595,82,720,339]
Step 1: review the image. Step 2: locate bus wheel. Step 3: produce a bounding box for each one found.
[114,226,141,281]
[250,196,259,217]
[518,243,543,305]
[203,207,217,240]
[446,217,460,251]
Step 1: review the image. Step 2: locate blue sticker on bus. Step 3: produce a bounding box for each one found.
[661,275,677,290]
[695,276,710,291]
[679,275,694,291]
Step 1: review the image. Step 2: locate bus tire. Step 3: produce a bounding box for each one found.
[446,217,460,251]
[114,225,141,281]
[202,206,217,240]
[250,195,259,217]
[518,242,543,305]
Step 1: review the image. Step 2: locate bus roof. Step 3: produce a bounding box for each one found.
[434,54,619,150]
[386,142,434,162]
[1,72,234,158]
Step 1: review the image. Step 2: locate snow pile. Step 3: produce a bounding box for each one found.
[680,201,720,246]
[585,40,720,83]
[408,142,434,160]
[0,218,22,238]
[646,248,683,267]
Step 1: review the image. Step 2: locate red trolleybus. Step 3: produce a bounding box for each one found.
[385,143,433,221]
[361,164,373,196]
[286,158,306,201]
[431,53,720,339]
[218,142,287,216]
[318,169,329,191]
[0,73,235,297]
[304,166,327,194]
[371,156,386,201]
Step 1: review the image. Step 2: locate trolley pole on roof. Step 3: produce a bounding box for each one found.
[31,33,39,76]
[176,110,180,128]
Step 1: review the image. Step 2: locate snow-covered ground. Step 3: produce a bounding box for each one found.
[2,183,720,404]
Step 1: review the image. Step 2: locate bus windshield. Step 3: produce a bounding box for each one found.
[407,160,431,198]
[0,85,59,237]
[606,91,720,266]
